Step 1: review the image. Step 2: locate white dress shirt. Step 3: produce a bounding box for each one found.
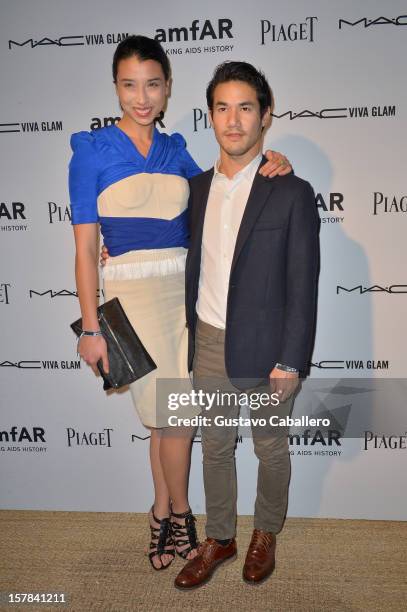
[196,153,262,329]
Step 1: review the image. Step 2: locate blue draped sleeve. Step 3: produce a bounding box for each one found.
[69,131,99,224]
[170,132,202,179]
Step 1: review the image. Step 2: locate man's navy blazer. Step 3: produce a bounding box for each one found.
[185,157,320,387]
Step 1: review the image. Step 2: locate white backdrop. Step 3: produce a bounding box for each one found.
[1,0,406,520]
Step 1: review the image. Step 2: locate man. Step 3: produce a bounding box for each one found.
[175,61,319,589]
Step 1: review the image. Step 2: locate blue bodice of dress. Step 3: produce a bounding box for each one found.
[68,125,202,256]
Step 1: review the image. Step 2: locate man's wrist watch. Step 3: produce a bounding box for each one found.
[275,362,298,373]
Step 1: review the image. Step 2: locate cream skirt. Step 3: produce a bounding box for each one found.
[103,247,196,428]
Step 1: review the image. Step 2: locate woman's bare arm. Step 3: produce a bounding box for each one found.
[73,224,109,374]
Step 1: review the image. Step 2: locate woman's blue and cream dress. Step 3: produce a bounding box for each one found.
[69,125,201,427]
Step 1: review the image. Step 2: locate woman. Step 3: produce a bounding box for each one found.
[69,35,291,571]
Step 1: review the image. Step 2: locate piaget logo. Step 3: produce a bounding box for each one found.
[373,193,407,215]
[261,16,317,44]
[48,202,71,224]
[0,283,11,304]
[363,431,407,450]
[66,428,113,447]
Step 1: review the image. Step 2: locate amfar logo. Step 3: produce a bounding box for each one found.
[363,431,407,450]
[67,428,113,447]
[0,201,26,220]
[0,283,11,304]
[8,33,128,50]
[261,16,317,44]
[48,202,71,224]
[316,193,344,211]
[0,121,63,133]
[90,116,120,130]
[317,193,344,225]
[154,19,233,42]
[373,193,407,215]
[336,285,407,294]
[339,16,407,29]
[90,114,165,130]
[0,201,28,232]
[289,429,342,456]
[289,429,341,446]
[0,426,46,443]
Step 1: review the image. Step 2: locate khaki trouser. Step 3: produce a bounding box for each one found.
[193,318,292,539]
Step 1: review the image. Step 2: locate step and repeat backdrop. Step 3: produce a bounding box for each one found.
[1,0,406,519]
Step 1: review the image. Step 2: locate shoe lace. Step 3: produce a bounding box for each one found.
[198,540,218,567]
[249,530,274,554]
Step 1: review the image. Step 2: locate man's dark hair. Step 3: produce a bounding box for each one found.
[206,61,273,117]
[112,35,171,83]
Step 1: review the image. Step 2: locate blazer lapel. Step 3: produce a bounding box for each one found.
[230,158,275,273]
[190,168,214,259]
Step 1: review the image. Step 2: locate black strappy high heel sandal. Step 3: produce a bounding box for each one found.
[170,507,199,559]
[148,507,175,571]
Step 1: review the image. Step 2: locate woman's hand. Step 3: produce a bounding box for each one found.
[260,150,292,178]
[100,244,109,267]
[78,334,109,375]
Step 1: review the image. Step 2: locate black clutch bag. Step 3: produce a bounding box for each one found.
[70,297,157,391]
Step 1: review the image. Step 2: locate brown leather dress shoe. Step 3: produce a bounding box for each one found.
[174,537,237,590]
[243,529,276,584]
